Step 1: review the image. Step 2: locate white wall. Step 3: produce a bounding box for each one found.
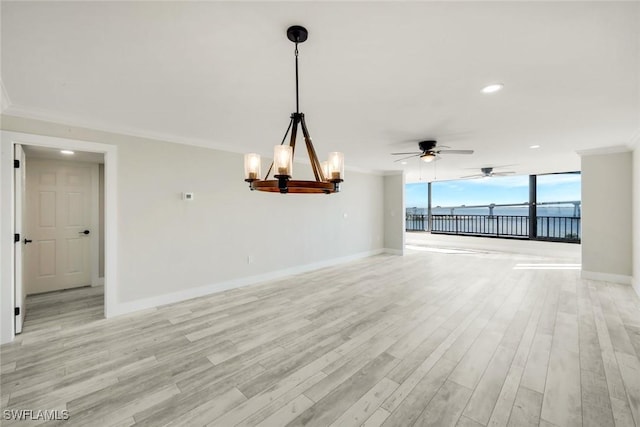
[116,139,384,303]
[0,115,384,343]
[581,150,633,283]
[383,173,405,254]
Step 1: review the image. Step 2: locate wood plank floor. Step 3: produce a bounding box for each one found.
[22,285,104,335]
[1,248,639,427]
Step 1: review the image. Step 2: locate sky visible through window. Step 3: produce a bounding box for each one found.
[406,173,581,208]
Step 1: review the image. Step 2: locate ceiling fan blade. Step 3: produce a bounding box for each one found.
[492,171,516,176]
[393,154,420,162]
[460,173,484,179]
[391,152,422,155]
[437,149,474,155]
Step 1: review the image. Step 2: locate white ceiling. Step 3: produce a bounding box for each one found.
[2,1,638,182]
[22,145,104,164]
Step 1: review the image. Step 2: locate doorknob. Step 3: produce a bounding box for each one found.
[23,238,32,244]
[79,230,90,235]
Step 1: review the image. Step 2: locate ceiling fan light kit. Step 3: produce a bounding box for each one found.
[244,25,344,194]
[421,153,436,162]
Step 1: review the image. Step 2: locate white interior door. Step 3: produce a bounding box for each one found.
[25,160,94,294]
[14,144,26,334]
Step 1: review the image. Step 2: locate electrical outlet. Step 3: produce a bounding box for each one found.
[247,255,254,264]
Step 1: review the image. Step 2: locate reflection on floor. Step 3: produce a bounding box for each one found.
[404,244,483,254]
[23,285,104,334]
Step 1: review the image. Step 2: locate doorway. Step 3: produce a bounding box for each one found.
[18,147,104,333]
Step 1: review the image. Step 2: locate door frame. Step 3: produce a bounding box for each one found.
[1,131,118,344]
[90,165,101,287]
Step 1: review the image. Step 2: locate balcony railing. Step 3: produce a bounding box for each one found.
[406,201,581,243]
[431,215,530,237]
[406,214,427,232]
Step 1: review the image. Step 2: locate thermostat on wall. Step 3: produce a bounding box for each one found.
[182,192,194,201]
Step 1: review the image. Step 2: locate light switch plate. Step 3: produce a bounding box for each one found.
[182,192,194,200]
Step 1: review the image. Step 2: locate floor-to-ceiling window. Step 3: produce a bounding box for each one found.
[406,172,581,243]
[535,172,582,241]
[405,182,429,231]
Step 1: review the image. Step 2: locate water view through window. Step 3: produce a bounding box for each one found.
[406,172,581,242]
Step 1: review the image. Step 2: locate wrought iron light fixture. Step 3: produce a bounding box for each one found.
[244,25,344,194]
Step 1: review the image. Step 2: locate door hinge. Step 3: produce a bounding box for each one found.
[14,233,20,243]
[14,159,20,168]
[14,307,20,316]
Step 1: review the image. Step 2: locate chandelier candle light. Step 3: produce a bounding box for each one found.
[244,25,344,194]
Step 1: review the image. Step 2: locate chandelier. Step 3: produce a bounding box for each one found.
[244,25,344,194]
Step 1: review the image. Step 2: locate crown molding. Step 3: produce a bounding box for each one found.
[576,145,632,156]
[0,80,11,113]
[3,103,239,153]
[2,103,380,175]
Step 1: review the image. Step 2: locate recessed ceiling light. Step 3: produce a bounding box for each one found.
[529,145,540,149]
[60,150,75,155]
[481,83,504,94]
[401,161,408,165]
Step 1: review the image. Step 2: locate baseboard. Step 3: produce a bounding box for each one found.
[110,248,385,317]
[581,270,632,285]
[93,277,105,287]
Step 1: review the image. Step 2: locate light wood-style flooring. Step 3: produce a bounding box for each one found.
[22,285,104,334]
[2,248,640,426]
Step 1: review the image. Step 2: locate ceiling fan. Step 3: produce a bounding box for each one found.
[461,166,516,179]
[391,140,474,163]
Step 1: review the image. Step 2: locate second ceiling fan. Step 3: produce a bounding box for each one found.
[391,140,474,163]
[461,166,516,179]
